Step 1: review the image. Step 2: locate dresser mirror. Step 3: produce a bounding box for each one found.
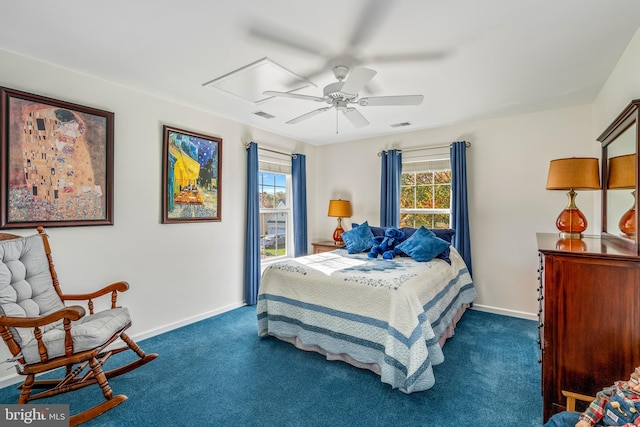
[598,99,640,250]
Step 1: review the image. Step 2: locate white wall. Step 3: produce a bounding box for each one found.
[313,105,595,319]
[593,28,640,140]
[0,49,314,386]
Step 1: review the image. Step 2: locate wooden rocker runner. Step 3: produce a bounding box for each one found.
[0,227,158,425]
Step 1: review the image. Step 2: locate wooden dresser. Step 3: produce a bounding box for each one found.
[537,233,640,422]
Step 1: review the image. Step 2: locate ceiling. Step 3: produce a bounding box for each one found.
[2,1,640,146]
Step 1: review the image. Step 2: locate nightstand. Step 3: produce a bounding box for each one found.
[311,241,345,254]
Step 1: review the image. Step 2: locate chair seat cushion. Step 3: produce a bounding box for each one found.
[20,307,131,365]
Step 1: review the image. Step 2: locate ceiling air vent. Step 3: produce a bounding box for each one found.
[390,121,412,128]
[253,111,275,119]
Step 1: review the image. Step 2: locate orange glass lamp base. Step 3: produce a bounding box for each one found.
[556,208,587,239]
[332,217,345,243]
[555,189,588,239]
[619,207,636,238]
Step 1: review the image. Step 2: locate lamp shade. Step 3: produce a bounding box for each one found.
[607,154,635,189]
[546,157,600,239]
[546,157,601,190]
[547,157,600,190]
[327,199,352,218]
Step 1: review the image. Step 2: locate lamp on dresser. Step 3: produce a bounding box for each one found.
[327,199,352,244]
[545,157,601,239]
[608,153,636,237]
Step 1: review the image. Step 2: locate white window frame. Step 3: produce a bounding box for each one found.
[258,152,293,264]
[400,152,452,229]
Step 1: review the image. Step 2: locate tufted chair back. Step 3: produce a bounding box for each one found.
[0,233,67,362]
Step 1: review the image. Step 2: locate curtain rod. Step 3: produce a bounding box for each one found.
[245,143,297,158]
[378,141,471,156]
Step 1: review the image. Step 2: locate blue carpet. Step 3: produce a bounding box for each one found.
[0,307,542,426]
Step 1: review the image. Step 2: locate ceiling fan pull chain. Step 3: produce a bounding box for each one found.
[336,108,339,134]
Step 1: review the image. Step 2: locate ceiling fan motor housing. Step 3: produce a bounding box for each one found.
[324,81,357,101]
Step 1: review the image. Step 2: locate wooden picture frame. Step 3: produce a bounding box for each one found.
[0,87,114,228]
[162,125,222,223]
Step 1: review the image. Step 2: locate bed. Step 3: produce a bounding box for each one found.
[256,225,475,393]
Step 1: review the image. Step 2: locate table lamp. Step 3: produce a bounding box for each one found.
[608,153,636,237]
[546,157,600,239]
[327,199,352,244]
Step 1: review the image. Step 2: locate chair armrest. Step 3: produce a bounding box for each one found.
[61,281,129,301]
[0,305,85,328]
[562,390,595,411]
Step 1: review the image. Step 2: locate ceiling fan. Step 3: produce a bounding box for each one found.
[247,0,449,85]
[263,65,424,131]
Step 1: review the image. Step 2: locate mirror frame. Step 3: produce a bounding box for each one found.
[598,99,640,251]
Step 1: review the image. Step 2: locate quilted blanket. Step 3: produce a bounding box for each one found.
[256,247,476,393]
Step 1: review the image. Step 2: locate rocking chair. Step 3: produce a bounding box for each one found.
[0,227,158,426]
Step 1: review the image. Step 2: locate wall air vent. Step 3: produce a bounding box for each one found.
[253,111,275,119]
[390,122,412,128]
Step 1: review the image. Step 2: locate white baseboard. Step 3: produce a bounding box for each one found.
[471,304,537,321]
[133,301,246,342]
[0,301,246,390]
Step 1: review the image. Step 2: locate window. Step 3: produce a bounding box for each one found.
[400,158,451,229]
[258,154,292,261]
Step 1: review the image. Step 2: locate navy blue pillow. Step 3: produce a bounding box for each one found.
[437,246,452,265]
[341,221,374,254]
[431,228,455,243]
[397,226,451,262]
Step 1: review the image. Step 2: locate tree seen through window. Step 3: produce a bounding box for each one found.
[400,168,451,229]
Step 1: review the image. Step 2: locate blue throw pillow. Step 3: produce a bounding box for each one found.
[341,221,374,254]
[354,223,455,244]
[397,226,451,262]
[350,223,454,263]
[399,228,452,263]
[399,227,455,242]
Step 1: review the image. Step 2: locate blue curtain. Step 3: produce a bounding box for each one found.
[292,154,308,257]
[380,149,402,227]
[244,142,260,305]
[450,141,472,277]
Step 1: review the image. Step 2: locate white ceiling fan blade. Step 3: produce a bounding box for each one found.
[340,67,377,95]
[343,108,369,128]
[286,107,332,124]
[247,25,326,56]
[263,91,327,103]
[347,0,393,49]
[358,95,424,106]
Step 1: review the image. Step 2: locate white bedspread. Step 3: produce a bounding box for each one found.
[257,247,476,393]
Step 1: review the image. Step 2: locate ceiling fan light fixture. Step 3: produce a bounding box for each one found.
[264,65,423,130]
